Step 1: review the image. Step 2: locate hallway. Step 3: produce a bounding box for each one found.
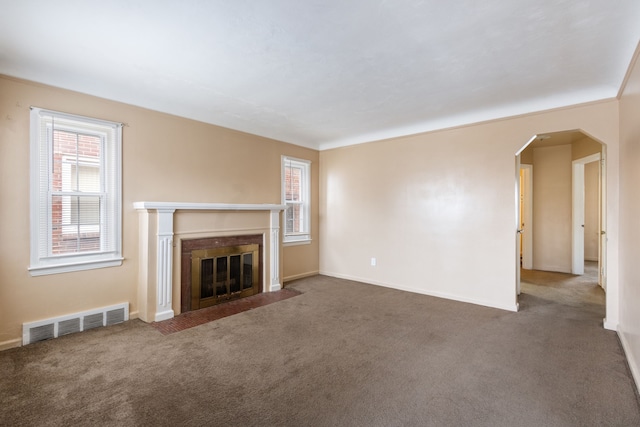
[520,261,604,314]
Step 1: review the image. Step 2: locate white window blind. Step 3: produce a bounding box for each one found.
[30,108,123,275]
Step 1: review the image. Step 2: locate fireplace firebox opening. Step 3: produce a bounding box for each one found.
[181,235,264,313]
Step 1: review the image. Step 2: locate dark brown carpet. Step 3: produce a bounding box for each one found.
[1,268,639,426]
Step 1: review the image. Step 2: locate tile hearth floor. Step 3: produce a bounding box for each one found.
[152,288,301,335]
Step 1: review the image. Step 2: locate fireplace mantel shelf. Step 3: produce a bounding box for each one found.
[134,201,286,323]
[133,201,287,212]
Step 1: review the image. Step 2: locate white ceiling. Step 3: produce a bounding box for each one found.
[1,1,639,150]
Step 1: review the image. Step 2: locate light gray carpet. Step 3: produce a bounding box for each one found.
[1,269,639,426]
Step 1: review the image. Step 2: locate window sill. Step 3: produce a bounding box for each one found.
[29,257,123,276]
[283,239,312,247]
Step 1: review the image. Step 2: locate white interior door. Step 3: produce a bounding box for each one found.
[572,153,600,275]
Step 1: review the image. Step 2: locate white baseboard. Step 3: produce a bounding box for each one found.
[319,271,519,312]
[618,330,640,394]
[603,317,618,331]
[0,338,22,352]
[284,270,319,283]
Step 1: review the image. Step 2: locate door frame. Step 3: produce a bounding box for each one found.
[519,164,533,270]
[599,151,607,290]
[515,136,536,300]
[516,132,613,330]
[572,153,601,275]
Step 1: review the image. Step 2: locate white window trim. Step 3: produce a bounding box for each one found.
[29,108,123,276]
[282,156,311,245]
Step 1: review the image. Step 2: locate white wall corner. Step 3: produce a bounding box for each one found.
[603,318,618,331]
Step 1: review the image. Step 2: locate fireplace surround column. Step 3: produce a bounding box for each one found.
[155,208,175,321]
[269,210,282,292]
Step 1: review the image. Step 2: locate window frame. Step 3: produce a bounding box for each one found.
[29,107,123,276]
[281,156,311,245]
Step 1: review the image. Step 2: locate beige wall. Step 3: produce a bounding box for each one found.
[0,76,319,348]
[520,145,533,164]
[532,144,572,272]
[618,44,640,389]
[320,100,620,314]
[572,136,603,160]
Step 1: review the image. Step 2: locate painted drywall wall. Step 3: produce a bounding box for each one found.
[320,100,620,315]
[532,145,572,272]
[572,136,603,160]
[584,161,599,261]
[520,145,533,164]
[618,44,640,391]
[0,75,319,348]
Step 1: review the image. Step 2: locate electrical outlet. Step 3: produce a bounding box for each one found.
[371,257,377,266]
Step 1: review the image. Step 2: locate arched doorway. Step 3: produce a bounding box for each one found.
[515,130,607,321]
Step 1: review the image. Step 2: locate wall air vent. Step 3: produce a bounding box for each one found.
[29,324,55,343]
[106,307,125,325]
[58,318,80,336]
[22,303,129,345]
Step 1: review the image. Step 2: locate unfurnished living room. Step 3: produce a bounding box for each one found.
[1,1,640,426]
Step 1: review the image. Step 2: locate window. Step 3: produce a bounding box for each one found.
[29,108,123,275]
[282,156,311,245]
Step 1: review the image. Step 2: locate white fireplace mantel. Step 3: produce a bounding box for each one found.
[133,201,287,212]
[134,201,287,322]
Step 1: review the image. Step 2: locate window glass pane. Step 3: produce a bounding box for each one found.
[51,195,101,254]
[78,133,101,157]
[50,129,102,255]
[77,134,101,191]
[285,165,302,202]
[286,204,302,233]
[53,130,101,191]
[52,130,77,192]
[78,233,101,252]
[76,195,100,228]
[72,163,100,192]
